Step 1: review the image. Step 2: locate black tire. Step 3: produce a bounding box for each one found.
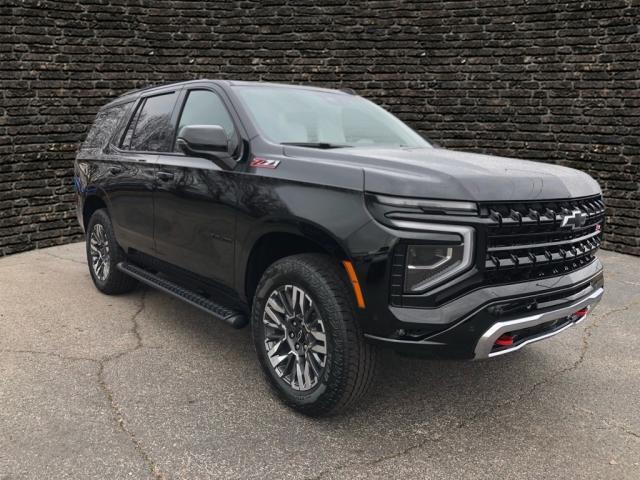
[251,254,378,416]
[85,208,137,295]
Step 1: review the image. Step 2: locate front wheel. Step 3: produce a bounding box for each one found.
[251,254,378,416]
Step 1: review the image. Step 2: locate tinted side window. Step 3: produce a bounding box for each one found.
[82,102,131,152]
[176,90,236,150]
[125,93,176,152]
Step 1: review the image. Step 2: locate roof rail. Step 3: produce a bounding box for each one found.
[120,80,191,97]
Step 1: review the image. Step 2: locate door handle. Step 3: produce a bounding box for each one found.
[109,166,123,175]
[157,171,175,181]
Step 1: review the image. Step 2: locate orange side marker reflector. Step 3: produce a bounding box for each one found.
[342,260,366,309]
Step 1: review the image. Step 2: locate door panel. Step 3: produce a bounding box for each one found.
[153,155,237,286]
[152,88,241,287]
[104,152,157,254]
[107,89,180,255]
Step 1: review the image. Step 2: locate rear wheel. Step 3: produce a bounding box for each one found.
[251,254,378,416]
[86,209,137,295]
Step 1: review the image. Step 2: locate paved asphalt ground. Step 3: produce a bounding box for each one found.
[1,243,639,479]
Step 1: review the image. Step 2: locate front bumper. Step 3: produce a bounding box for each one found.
[364,259,604,360]
[473,286,602,359]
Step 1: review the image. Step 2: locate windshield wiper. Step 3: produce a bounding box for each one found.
[280,142,352,149]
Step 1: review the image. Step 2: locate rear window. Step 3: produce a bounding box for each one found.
[82,102,131,152]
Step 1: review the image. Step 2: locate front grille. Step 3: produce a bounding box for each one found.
[480,195,605,284]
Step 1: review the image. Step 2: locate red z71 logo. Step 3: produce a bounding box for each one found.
[250,158,280,169]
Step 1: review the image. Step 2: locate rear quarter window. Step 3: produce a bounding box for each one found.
[82,102,132,154]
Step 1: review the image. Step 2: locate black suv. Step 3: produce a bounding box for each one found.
[75,80,605,415]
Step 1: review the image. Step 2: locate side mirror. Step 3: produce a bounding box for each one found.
[176,125,236,170]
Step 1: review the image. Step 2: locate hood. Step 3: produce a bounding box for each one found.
[283,146,601,202]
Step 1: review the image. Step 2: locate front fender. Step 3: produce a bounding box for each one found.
[232,172,374,299]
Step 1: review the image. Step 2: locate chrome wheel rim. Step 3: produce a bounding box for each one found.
[262,285,327,391]
[89,223,110,281]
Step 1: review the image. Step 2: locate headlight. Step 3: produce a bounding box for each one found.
[405,244,465,292]
[374,194,477,215]
[395,223,474,293]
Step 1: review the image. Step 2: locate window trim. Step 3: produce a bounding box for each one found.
[119,99,143,150]
[116,89,180,155]
[104,100,135,152]
[169,87,243,160]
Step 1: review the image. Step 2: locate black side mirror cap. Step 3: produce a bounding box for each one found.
[176,125,236,170]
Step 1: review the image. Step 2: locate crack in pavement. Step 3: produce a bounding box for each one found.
[302,433,440,480]
[96,289,167,480]
[452,302,635,433]
[466,302,628,425]
[9,246,640,479]
[619,426,640,440]
[41,250,87,266]
[576,406,640,441]
[306,299,640,479]
[0,349,96,363]
[3,288,167,480]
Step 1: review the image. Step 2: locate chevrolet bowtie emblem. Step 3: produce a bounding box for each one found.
[560,209,588,229]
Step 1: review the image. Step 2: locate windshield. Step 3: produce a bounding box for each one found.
[233,85,430,149]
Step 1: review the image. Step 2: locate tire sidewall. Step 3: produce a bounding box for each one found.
[251,259,351,408]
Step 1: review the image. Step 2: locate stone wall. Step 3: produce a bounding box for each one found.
[1,0,638,256]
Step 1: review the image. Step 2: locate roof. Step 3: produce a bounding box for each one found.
[100,79,353,110]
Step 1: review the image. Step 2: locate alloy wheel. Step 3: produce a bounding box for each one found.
[89,223,111,281]
[262,284,328,391]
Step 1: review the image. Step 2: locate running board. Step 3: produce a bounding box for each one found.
[117,262,247,329]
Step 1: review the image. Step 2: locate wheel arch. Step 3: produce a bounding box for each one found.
[240,220,351,303]
[82,187,111,230]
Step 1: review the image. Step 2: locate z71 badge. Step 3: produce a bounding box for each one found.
[250,158,280,169]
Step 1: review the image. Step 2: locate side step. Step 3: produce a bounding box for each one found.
[117,262,248,329]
